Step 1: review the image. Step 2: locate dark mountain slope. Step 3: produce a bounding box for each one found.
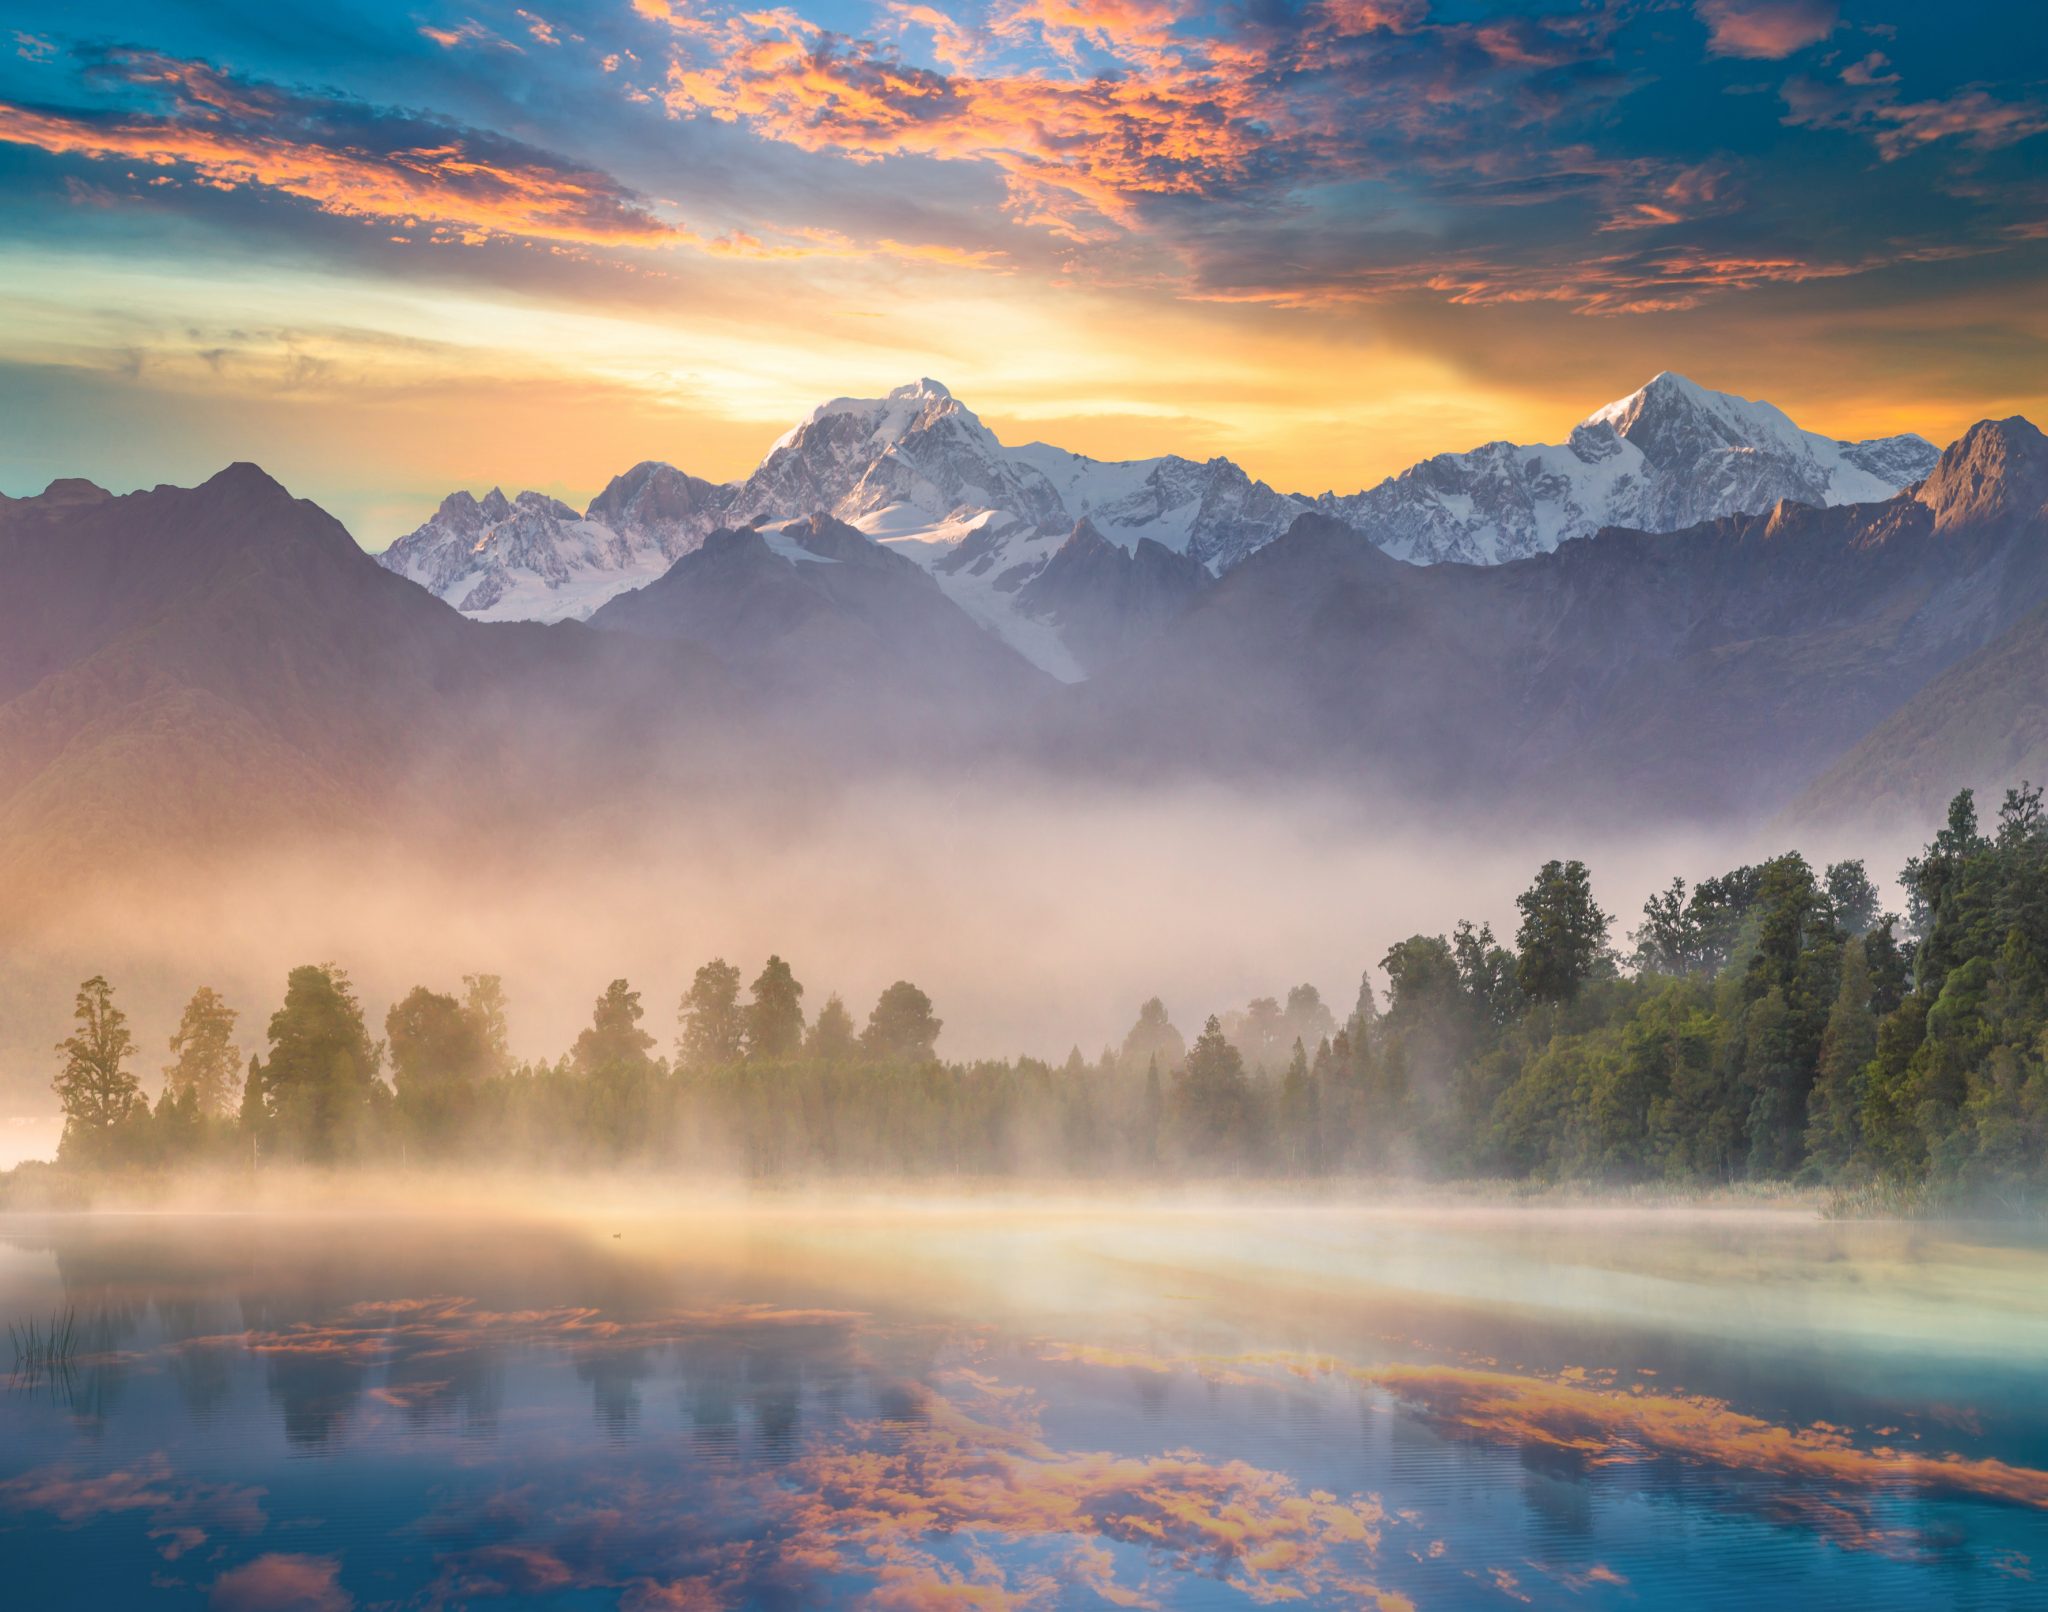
[1013,521,1210,675]
[0,466,731,885]
[588,513,1048,708]
[1066,418,2048,821]
[1785,419,2048,827]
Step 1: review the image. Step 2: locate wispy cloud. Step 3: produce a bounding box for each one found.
[0,49,676,249]
[1783,68,2048,160]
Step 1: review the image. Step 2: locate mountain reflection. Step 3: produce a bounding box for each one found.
[3,1209,2047,1608]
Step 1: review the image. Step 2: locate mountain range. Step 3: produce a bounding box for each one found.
[381,374,1940,682]
[3,390,2043,902]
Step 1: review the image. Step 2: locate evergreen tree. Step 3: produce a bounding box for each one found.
[1224,996,1288,1075]
[1632,878,1702,975]
[163,987,241,1118]
[1806,936,1877,1173]
[573,979,658,1157]
[678,959,745,1072]
[1453,920,1522,1027]
[237,1054,265,1152]
[463,973,513,1078]
[1741,986,1806,1176]
[744,955,805,1062]
[1347,970,1379,1041]
[862,981,942,1063]
[1119,998,1185,1075]
[1514,860,1610,1004]
[1279,1037,1318,1173]
[1282,985,1337,1052]
[1139,1054,1165,1166]
[805,994,857,1063]
[258,965,384,1161]
[53,975,141,1160]
[575,979,656,1078]
[1174,1015,1262,1166]
[386,985,493,1150]
[1824,860,1881,937]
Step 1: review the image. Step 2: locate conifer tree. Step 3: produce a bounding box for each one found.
[164,987,241,1117]
[678,959,745,1071]
[53,975,141,1159]
[744,956,805,1062]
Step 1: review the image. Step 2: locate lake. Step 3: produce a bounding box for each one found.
[2,1196,2045,1609]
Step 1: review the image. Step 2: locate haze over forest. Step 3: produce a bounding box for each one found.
[4,370,2047,1205]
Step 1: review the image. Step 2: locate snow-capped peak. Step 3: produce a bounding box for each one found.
[768,378,968,456]
[1316,373,1941,565]
[380,371,1941,676]
[1583,371,1811,467]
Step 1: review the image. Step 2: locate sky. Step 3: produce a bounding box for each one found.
[0,0,2043,544]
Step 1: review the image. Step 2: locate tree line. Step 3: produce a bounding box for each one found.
[37,787,2048,1205]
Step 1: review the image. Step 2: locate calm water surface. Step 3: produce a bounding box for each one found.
[2,1199,2045,1609]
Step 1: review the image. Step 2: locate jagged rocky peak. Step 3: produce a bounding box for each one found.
[1914,416,2048,531]
[586,462,727,548]
[376,370,1949,677]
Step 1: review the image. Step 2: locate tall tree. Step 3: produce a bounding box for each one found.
[805,994,857,1063]
[1514,859,1611,1005]
[1282,985,1338,1051]
[258,964,384,1160]
[1824,860,1881,938]
[1174,1015,1262,1165]
[163,986,241,1118]
[1347,971,1379,1041]
[53,975,141,1158]
[1806,936,1877,1173]
[575,979,656,1080]
[1279,1037,1318,1173]
[862,981,942,1063]
[1453,920,1522,1027]
[463,973,513,1078]
[744,956,806,1062]
[386,986,493,1149]
[678,959,745,1072]
[1120,997,1186,1075]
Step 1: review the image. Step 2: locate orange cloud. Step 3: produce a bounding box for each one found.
[657,10,1283,239]
[1694,0,1837,60]
[1319,0,1428,37]
[0,100,676,249]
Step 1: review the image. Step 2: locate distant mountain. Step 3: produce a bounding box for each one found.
[1318,372,1939,565]
[380,375,1937,681]
[1070,417,2047,822]
[1783,419,2048,829]
[7,409,2025,892]
[0,465,732,887]
[380,463,729,622]
[1011,521,1212,676]
[588,512,1046,705]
